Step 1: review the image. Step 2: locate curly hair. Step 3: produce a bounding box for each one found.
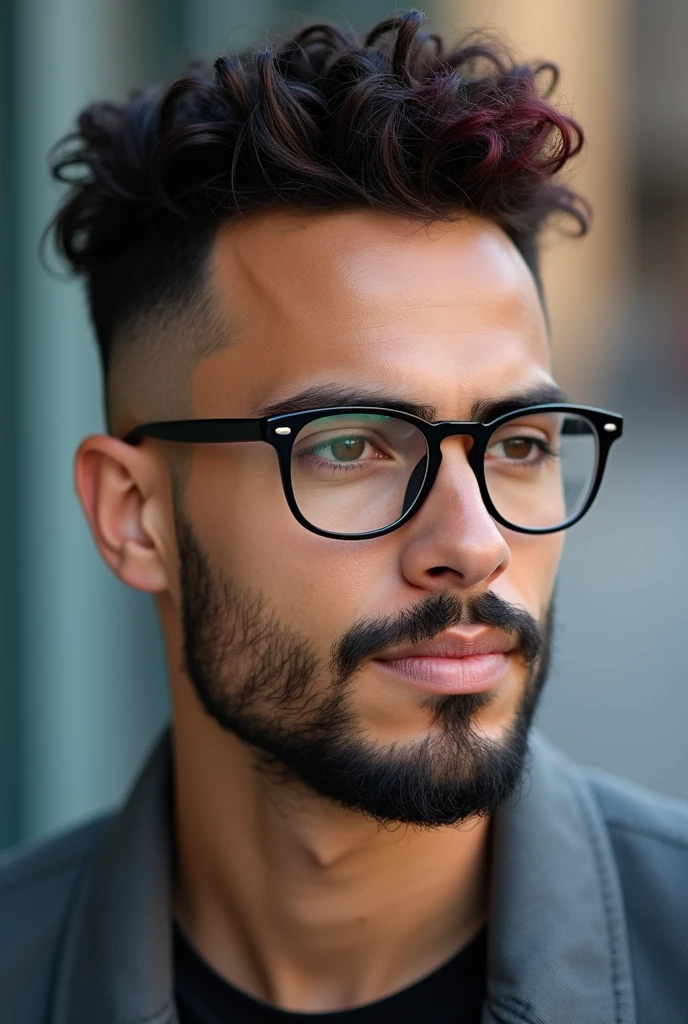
[50,10,587,374]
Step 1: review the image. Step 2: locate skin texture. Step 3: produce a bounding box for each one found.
[76,210,563,1012]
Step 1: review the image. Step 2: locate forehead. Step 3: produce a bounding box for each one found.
[196,210,552,418]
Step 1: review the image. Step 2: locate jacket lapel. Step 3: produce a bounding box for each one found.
[482,734,636,1024]
[49,730,636,1024]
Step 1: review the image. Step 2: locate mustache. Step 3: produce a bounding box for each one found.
[331,591,544,683]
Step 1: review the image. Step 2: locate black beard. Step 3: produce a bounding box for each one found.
[176,512,553,827]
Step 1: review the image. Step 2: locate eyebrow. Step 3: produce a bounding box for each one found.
[256,385,437,421]
[471,384,569,423]
[256,382,569,424]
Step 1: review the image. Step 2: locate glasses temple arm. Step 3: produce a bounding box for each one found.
[123,419,263,445]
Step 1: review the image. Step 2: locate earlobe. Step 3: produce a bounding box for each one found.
[74,435,171,594]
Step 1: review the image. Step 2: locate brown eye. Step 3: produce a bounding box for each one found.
[502,438,534,460]
[330,438,365,461]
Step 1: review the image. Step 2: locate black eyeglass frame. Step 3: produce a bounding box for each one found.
[124,403,623,540]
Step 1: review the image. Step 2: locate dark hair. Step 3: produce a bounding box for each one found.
[50,10,587,374]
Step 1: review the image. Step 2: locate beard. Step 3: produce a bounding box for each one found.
[176,511,553,827]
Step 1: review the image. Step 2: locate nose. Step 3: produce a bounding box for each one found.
[399,439,510,592]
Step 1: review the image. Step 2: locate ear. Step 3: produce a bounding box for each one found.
[74,434,175,594]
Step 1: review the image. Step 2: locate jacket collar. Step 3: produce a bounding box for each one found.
[50,730,636,1024]
[482,734,636,1024]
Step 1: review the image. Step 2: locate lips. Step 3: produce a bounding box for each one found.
[374,626,517,662]
[372,627,517,695]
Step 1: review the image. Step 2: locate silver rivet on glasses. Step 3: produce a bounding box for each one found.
[603,423,617,432]
[275,427,291,435]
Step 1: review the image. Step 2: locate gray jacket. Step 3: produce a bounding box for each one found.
[1,731,688,1024]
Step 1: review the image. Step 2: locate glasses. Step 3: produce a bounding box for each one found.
[124,403,623,540]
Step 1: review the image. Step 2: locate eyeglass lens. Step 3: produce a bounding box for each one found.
[289,411,598,536]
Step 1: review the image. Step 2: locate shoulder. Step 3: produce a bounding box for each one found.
[585,765,688,931]
[586,764,688,854]
[583,765,688,1015]
[0,816,111,1023]
[0,814,110,894]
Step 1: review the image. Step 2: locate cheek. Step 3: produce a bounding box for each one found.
[185,444,378,642]
[500,530,563,618]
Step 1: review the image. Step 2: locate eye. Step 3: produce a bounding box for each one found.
[500,438,537,460]
[487,435,553,463]
[327,437,366,461]
[296,432,390,470]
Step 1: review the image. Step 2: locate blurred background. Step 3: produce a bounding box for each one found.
[0,0,686,849]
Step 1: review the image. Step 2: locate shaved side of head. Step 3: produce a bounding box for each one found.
[106,255,234,435]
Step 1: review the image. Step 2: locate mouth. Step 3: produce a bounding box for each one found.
[372,626,516,695]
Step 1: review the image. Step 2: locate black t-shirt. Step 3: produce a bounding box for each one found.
[175,923,487,1023]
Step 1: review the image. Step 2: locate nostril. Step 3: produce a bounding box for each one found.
[428,565,463,578]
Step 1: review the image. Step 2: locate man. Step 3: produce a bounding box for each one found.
[1,10,686,1023]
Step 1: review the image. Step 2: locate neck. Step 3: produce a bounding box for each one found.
[171,678,491,1013]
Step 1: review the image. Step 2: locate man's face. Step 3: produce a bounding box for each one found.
[170,211,562,825]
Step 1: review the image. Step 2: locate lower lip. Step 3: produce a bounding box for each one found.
[373,653,509,695]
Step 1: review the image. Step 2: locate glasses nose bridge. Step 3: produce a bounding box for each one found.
[433,420,481,442]
[431,420,482,462]
[415,420,487,524]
